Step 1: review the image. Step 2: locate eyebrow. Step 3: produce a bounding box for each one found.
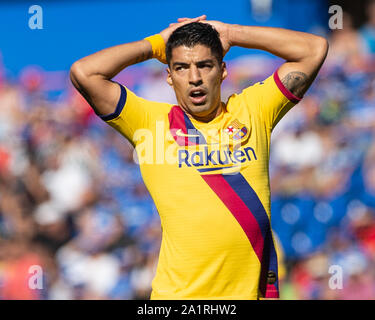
[172,59,215,68]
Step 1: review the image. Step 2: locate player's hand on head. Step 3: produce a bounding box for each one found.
[200,20,231,56]
[172,17,231,57]
[176,16,206,23]
[159,15,207,43]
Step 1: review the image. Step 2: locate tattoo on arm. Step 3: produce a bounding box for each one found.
[281,71,308,98]
[134,50,153,64]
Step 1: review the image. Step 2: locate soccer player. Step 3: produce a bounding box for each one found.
[70,15,328,299]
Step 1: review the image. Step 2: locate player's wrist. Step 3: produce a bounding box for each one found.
[144,34,167,64]
[225,23,238,48]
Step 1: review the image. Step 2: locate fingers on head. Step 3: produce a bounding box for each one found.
[177,15,206,23]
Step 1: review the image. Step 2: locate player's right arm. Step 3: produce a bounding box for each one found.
[70,39,152,117]
[69,15,206,117]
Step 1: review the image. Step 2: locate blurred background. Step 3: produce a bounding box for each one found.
[0,0,375,300]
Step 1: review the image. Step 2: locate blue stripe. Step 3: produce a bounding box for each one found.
[222,173,279,291]
[100,82,127,121]
[183,112,196,131]
[183,113,207,145]
[223,173,269,239]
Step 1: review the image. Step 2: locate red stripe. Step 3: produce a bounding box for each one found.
[168,106,188,146]
[168,106,196,146]
[273,70,302,104]
[265,284,279,298]
[201,174,264,261]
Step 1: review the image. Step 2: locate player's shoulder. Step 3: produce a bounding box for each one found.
[123,84,175,113]
[246,74,275,93]
[226,75,271,104]
[100,82,174,124]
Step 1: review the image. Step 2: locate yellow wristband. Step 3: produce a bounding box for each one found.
[144,34,167,64]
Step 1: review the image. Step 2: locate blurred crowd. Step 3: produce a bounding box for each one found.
[1,7,375,300]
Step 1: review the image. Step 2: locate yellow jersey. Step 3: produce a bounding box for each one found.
[101,70,300,299]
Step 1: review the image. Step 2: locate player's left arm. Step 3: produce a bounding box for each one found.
[196,20,329,98]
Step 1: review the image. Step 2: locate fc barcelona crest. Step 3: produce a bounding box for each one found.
[224,119,248,140]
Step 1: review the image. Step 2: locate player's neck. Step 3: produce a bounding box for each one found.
[187,102,224,123]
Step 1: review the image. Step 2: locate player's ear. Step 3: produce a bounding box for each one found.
[166,67,173,86]
[221,62,227,82]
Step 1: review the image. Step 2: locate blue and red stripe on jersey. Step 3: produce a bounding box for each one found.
[201,173,279,298]
[168,106,206,146]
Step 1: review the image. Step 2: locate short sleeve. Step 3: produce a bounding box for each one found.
[99,83,171,145]
[240,69,302,131]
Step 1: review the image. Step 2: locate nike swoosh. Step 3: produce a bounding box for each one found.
[175,129,201,138]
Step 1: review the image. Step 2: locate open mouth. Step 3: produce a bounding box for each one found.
[189,89,207,105]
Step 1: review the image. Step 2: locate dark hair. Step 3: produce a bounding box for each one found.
[166,22,224,66]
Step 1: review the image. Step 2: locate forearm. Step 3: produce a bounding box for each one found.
[219,23,328,97]
[71,39,152,81]
[227,25,327,62]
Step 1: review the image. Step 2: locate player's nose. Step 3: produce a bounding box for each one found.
[188,65,202,86]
